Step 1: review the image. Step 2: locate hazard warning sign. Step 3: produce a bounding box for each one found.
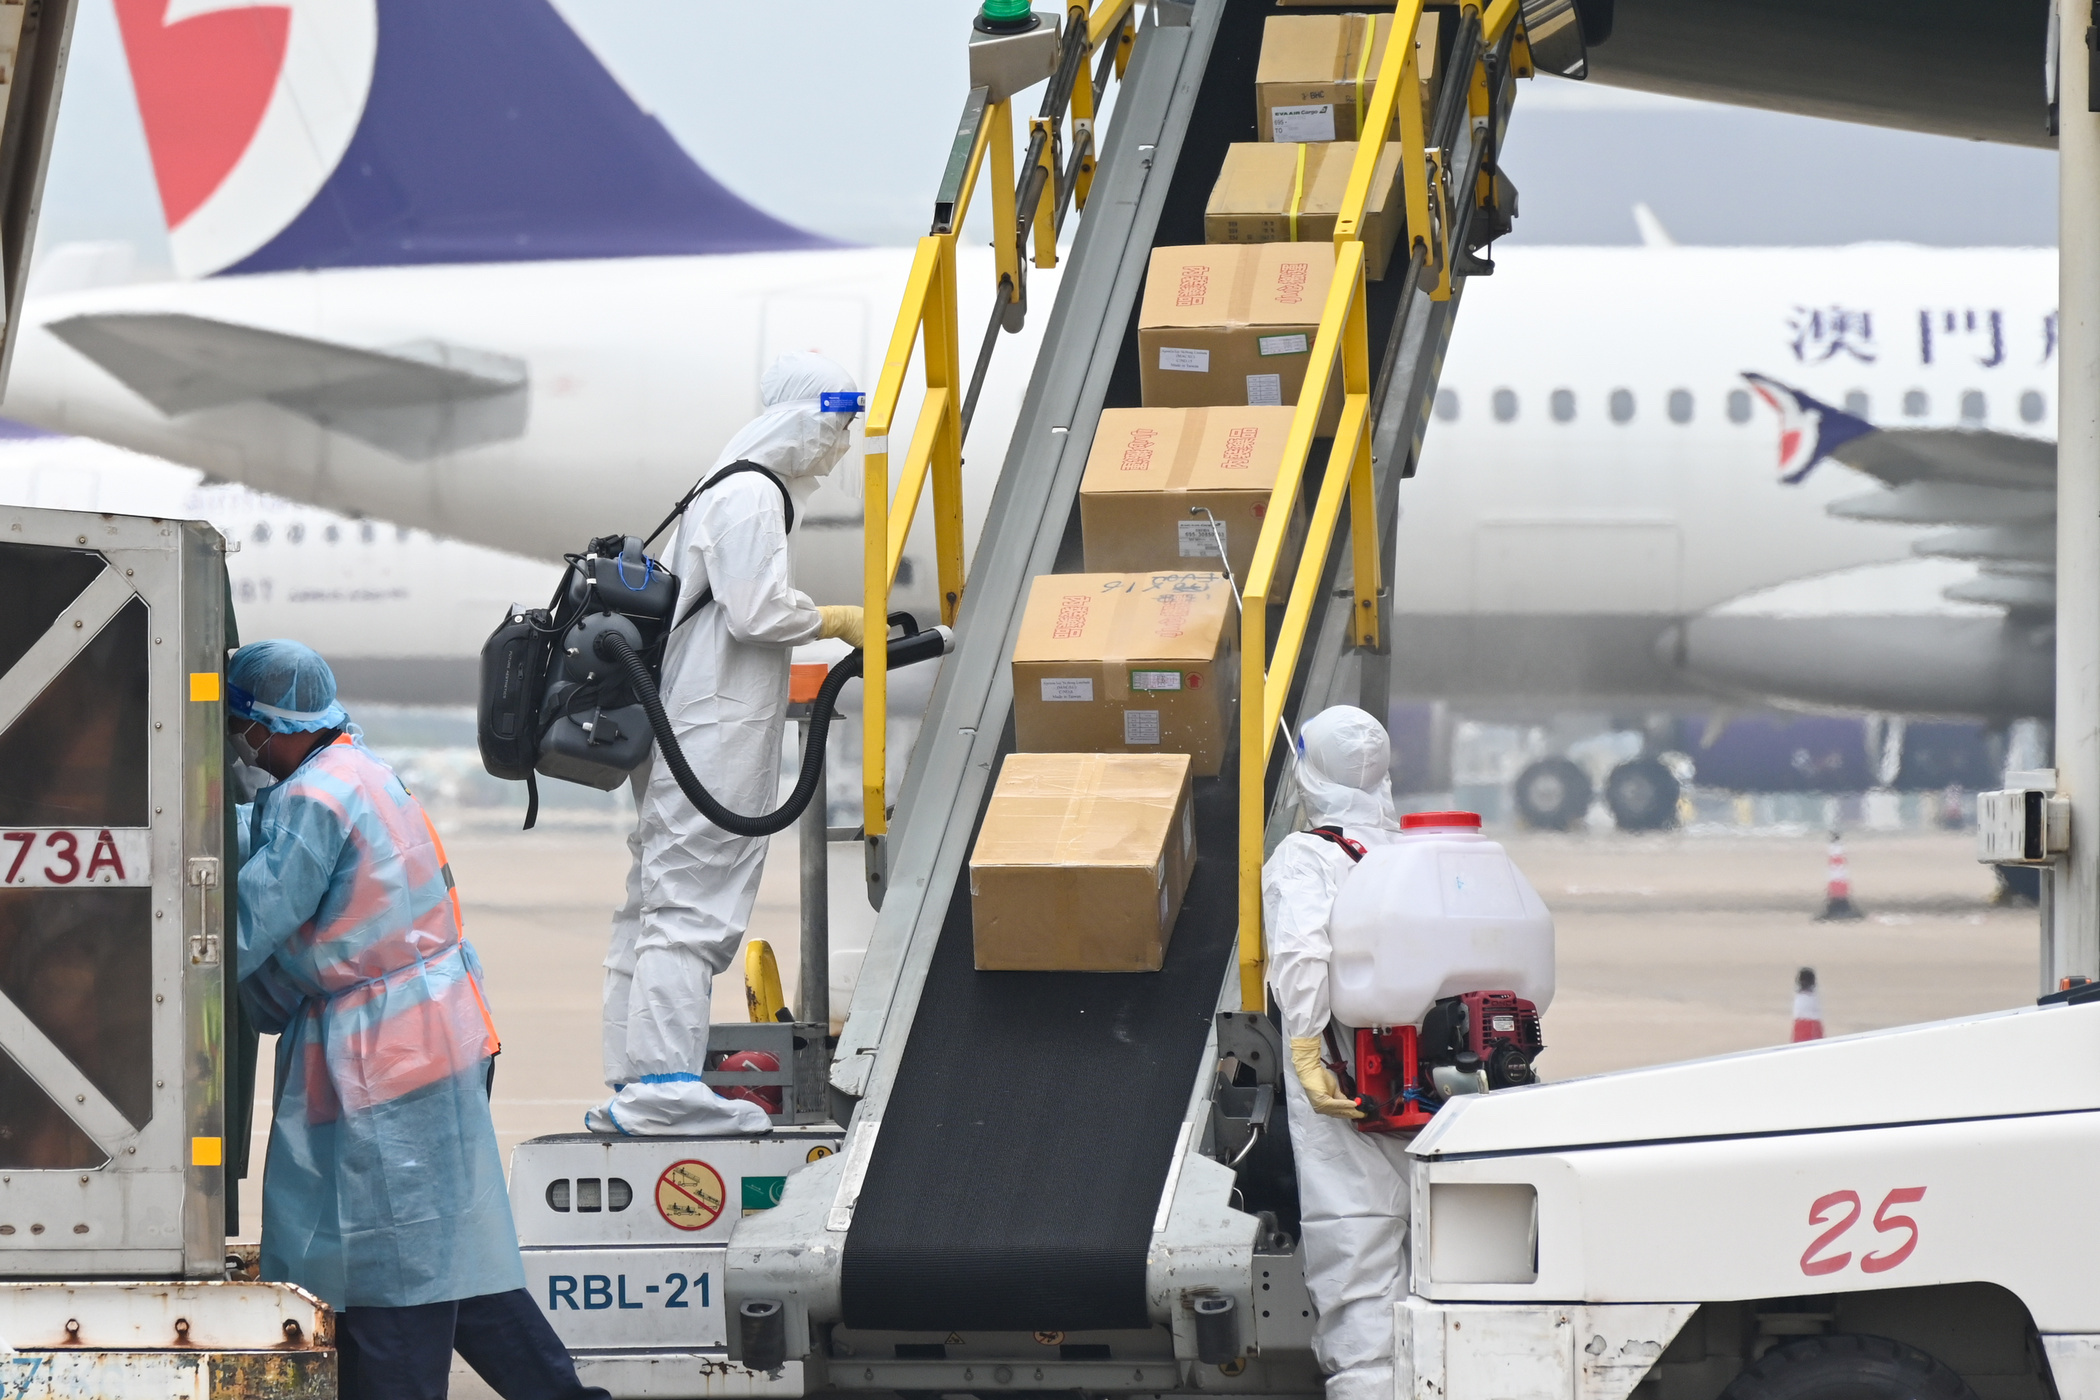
[655,1160,726,1231]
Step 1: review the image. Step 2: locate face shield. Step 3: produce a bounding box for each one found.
[714,352,865,506]
[225,639,349,735]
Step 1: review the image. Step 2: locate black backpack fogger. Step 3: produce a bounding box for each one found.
[478,463,792,827]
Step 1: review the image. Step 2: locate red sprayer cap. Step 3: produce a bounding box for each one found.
[1401,810,1483,831]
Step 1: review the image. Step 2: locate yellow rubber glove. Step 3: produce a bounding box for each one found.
[1289,1036,1364,1119]
[817,604,866,649]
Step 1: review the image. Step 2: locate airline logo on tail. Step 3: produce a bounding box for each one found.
[112,0,834,279]
[1743,372,1876,484]
[115,0,376,279]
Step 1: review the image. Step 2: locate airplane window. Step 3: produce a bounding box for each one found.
[1960,390,1985,423]
[1491,388,1517,422]
[324,524,340,544]
[251,523,270,544]
[2021,389,2046,423]
[1435,390,1459,422]
[1844,391,1869,417]
[1667,389,1692,424]
[360,521,377,544]
[1550,388,1575,423]
[1726,389,1751,424]
[1903,390,1929,418]
[286,523,305,545]
[1608,388,1634,424]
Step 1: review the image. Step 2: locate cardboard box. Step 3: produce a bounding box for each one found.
[1012,571,1237,776]
[1137,243,1342,433]
[969,752,1196,972]
[1205,141,1408,281]
[1080,406,1307,584]
[1255,11,1439,143]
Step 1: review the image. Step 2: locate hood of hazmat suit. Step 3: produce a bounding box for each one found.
[237,732,520,1309]
[1259,705,1411,1400]
[591,351,859,1137]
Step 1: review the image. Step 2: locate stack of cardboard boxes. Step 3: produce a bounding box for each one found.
[970,12,1434,975]
[1208,12,1438,283]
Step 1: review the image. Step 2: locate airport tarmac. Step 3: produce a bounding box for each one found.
[220,814,2038,1395]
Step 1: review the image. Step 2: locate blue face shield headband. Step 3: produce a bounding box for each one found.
[227,682,343,734]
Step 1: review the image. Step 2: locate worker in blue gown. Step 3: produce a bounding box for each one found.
[230,640,607,1400]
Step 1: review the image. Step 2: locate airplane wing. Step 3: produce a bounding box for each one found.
[1748,371,2055,616]
[45,312,529,462]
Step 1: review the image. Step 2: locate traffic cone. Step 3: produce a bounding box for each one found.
[1814,831,1864,921]
[1792,967,1825,1042]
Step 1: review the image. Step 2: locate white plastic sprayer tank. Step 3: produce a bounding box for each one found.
[1326,810,1555,1028]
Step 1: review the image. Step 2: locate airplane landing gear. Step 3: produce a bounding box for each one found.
[1605,757,1680,831]
[1514,758,1591,831]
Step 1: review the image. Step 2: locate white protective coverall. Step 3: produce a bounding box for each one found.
[1261,706,1410,1400]
[590,352,859,1136]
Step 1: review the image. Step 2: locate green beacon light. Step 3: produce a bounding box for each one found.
[975,0,1039,34]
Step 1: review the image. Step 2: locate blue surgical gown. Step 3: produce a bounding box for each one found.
[238,734,524,1310]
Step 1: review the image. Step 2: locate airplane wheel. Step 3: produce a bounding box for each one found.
[1605,757,1679,832]
[1719,1334,1978,1400]
[1513,758,1590,831]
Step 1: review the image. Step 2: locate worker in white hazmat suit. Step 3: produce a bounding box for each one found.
[589,351,865,1136]
[1261,706,1410,1400]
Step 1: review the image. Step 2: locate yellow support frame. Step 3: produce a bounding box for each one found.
[1237,0,1517,1009]
[858,0,1136,844]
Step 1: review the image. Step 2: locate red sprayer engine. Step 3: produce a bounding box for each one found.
[1341,991,1545,1134]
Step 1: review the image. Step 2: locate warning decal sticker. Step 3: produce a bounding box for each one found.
[655,1159,726,1232]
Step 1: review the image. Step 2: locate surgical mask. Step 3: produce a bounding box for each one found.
[231,727,262,769]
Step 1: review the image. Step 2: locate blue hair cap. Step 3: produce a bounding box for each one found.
[226,640,350,734]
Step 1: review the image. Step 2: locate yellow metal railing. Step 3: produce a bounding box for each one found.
[860,0,1136,848]
[1236,0,1522,1010]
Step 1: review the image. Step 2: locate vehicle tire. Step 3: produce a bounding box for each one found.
[1605,757,1679,831]
[1719,1333,1979,1400]
[1513,758,1590,831]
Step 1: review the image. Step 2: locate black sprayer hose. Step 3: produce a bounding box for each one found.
[599,624,951,838]
[600,628,858,837]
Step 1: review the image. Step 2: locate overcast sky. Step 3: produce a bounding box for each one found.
[31,0,2060,271]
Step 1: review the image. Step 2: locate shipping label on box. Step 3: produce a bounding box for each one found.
[1012,570,1239,776]
[968,752,1196,972]
[1080,406,1307,584]
[1205,141,1409,280]
[1254,11,1439,143]
[1137,244,1341,432]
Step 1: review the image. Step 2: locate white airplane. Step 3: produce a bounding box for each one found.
[0,0,2058,833]
[0,0,1052,626]
[1398,239,2056,823]
[0,424,558,701]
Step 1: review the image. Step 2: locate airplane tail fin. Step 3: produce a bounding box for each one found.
[111,0,836,278]
[1743,372,1876,484]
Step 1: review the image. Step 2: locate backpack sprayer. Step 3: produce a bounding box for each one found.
[1317,810,1555,1134]
[478,447,952,829]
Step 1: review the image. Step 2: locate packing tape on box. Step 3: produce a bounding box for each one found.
[1287,144,1307,241]
[1165,409,1210,490]
[1228,251,1260,327]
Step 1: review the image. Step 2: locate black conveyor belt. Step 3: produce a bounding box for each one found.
[840,759,1239,1332]
[839,0,1446,1333]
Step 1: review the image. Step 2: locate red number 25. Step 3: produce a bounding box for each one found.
[1801,1187,1927,1277]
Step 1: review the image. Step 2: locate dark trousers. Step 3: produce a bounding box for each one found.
[337,1287,610,1400]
